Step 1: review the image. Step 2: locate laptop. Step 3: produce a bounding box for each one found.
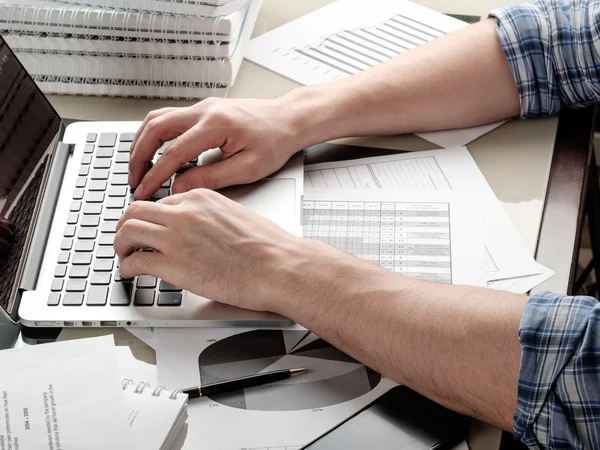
[0,35,302,328]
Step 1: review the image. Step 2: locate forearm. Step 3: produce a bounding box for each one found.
[278,19,520,147]
[274,239,525,431]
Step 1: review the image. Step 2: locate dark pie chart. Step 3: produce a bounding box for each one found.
[197,330,381,411]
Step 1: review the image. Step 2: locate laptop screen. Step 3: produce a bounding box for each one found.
[0,36,61,316]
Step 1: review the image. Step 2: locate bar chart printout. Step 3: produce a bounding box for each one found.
[303,200,452,284]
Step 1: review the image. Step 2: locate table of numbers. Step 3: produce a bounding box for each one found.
[303,200,452,284]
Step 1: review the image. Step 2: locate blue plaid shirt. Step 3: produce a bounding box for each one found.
[489,2,600,448]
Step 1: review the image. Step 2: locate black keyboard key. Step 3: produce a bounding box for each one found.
[119,133,135,142]
[96,148,114,158]
[64,225,76,237]
[94,159,112,169]
[106,198,125,209]
[70,201,82,212]
[81,216,100,227]
[78,165,90,176]
[69,266,89,278]
[91,169,110,180]
[86,286,109,306]
[63,293,84,306]
[75,177,87,188]
[72,253,92,265]
[48,293,61,306]
[86,133,97,143]
[83,144,95,154]
[89,180,107,191]
[51,279,64,291]
[101,221,117,233]
[78,228,97,239]
[98,133,117,147]
[81,154,92,165]
[111,174,128,185]
[137,276,156,288]
[72,188,84,200]
[151,189,169,200]
[110,282,133,306]
[86,192,105,203]
[117,142,131,152]
[104,209,122,221]
[83,204,103,215]
[75,240,95,252]
[159,280,182,292]
[66,279,87,292]
[99,234,115,246]
[134,289,155,306]
[57,252,70,264]
[54,265,67,277]
[94,259,114,272]
[66,212,79,225]
[91,273,111,285]
[116,153,129,163]
[96,247,115,259]
[158,292,182,306]
[61,239,73,250]
[108,186,128,197]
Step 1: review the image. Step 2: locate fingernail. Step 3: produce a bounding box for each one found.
[135,183,145,199]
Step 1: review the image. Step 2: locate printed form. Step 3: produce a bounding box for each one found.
[304,147,553,288]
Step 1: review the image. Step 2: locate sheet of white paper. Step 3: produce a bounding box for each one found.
[488,264,555,294]
[304,148,551,284]
[127,327,157,349]
[245,0,504,147]
[156,327,396,450]
[0,336,135,450]
[304,188,486,287]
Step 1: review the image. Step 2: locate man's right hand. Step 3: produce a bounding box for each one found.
[129,97,305,200]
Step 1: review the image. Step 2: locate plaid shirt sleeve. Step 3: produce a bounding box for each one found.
[515,292,600,449]
[489,0,600,117]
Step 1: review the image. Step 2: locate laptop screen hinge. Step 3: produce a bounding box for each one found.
[20,142,73,292]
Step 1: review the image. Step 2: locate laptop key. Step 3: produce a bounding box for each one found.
[116,153,129,163]
[159,280,182,292]
[134,289,155,306]
[99,234,115,246]
[94,159,112,169]
[83,204,103,215]
[61,238,73,250]
[72,253,92,265]
[81,154,92,165]
[111,174,128,185]
[94,259,114,272]
[96,247,115,259]
[83,144,95,154]
[63,293,84,306]
[119,133,135,142]
[64,225,76,237]
[108,186,128,197]
[101,221,117,233]
[86,286,109,306]
[86,133,97,143]
[89,180,107,191]
[117,142,131,152]
[78,228,97,240]
[72,188,84,200]
[70,201,82,212]
[47,293,61,306]
[57,252,70,264]
[103,209,122,221]
[161,178,172,189]
[106,197,125,209]
[69,266,90,278]
[98,133,117,147]
[75,177,87,188]
[51,279,64,291]
[151,189,169,200]
[158,292,182,307]
[78,165,90,176]
[91,169,110,180]
[91,272,111,285]
[110,282,133,306]
[137,276,157,288]
[75,240,95,252]
[86,192,105,203]
[81,216,100,227]
[66,212,79,224]
[54,265,67,277]
[66,279,87,292]
[96,148,114,158]
[113,163,129,174]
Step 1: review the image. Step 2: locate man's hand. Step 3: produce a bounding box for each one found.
[114,189,300,310]
[128,98,304,200]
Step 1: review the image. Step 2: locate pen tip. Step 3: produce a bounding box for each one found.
[290,368,309,375]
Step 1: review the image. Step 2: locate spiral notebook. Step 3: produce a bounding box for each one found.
[46,0,249,16]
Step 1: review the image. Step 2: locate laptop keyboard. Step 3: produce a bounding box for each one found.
[48,132,194,308]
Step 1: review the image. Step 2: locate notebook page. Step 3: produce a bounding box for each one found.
[0,336,135,450]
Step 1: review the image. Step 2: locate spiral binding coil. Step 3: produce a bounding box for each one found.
[121,379,183,399]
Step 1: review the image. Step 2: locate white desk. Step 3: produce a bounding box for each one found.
[44,1,563,449]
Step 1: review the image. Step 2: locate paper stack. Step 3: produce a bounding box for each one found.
[0,0,261,99]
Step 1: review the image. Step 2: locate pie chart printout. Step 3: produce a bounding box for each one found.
[197,330,382,411]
